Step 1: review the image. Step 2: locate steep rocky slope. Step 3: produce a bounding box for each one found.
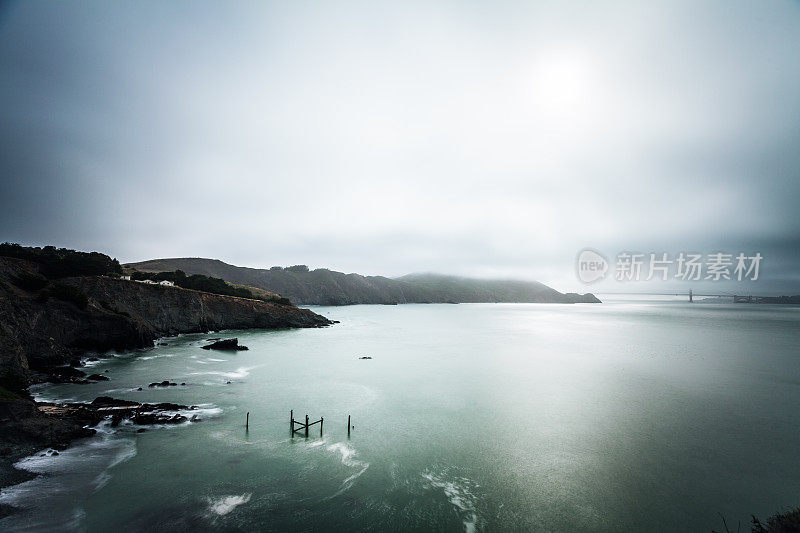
[0,256,330,389]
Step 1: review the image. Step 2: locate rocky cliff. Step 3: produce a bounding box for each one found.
[0,256,330,389]
[67,275,331,335]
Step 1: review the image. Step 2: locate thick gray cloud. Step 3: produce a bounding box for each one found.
[1,0,799,294]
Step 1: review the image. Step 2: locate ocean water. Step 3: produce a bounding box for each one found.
[2,298,800,531]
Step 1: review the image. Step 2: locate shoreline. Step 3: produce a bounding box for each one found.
[0,390,212,518]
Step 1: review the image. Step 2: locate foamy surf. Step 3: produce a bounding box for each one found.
[27,383,79,404]
[324,442,370,498]
[422,471,480,533]
[0,425,137,531]
[190,366,253,379]
[136,352,178,361]
[206,493,252,516]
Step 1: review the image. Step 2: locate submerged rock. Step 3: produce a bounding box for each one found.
[87,373,109,381]
[201,338,248,351]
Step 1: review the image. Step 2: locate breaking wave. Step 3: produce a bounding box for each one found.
[190,367,252,380]
[206,493,252,516]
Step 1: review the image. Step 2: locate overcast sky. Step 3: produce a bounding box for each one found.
[1,0,799,294]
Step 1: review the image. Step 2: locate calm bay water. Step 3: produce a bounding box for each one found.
[3,298,800,531]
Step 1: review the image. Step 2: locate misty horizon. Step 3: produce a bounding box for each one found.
[2,0,799,294]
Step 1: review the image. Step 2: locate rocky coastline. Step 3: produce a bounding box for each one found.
[0,252,333,499]
[0,389,206,516]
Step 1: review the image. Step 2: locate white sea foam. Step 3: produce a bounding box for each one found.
[325,442,370,497]
[101,387,142,394]
[27,383,79,404]
[29,392,79,404]
[129,404,223,429]
[206,493,252,516]
[190,404,224,418]
[422,471,479,533]
[0,426,137,531]
[189,367,252,379]
[137,352,178,361]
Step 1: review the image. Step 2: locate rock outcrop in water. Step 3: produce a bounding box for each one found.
[201,338,248,351]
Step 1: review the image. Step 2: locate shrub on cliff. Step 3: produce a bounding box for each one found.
[11,272,48,291]
[47,283,89,310]
[0,243,122,278]
[130,270,253,299]
[751,507,800,532]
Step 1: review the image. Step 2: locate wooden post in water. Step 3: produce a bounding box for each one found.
[347,414,351,436]
[246,411,249,429]
[290,410,293,433]
[305,414,309,438]
[320,417,323,436]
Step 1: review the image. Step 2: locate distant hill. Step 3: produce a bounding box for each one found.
[124,258,600,305]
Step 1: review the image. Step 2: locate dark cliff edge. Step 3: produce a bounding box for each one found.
[0,256,330,386]
[0,255,331,494]
[125,258,601,306]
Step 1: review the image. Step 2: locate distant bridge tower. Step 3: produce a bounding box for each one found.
[689,289,693,303]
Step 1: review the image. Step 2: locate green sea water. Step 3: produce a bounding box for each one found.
[2,298,800,531]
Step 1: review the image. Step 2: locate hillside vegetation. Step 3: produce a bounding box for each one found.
[129,270,291,304]
[125,258,601,306]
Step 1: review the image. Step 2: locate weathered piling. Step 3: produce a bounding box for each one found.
[246,411,249,429]
[348,414,351,436]
[290,411,324,437]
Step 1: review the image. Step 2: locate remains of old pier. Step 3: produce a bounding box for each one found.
[290,409,323,437]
